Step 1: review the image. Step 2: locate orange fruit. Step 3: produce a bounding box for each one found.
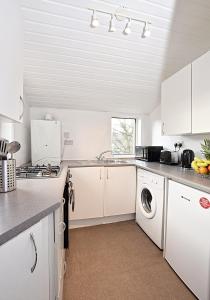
[194,168,200,174]
[199,167,208,175]
[208,165,210,172]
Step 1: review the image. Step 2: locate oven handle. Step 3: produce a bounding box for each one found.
[71,188,75,212]
[69,181,75,212]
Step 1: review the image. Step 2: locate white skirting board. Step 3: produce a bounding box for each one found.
[69,213,135,229]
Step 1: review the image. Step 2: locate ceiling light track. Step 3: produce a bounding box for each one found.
[88,8,151,38]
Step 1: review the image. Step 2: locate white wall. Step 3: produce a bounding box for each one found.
[13,100,31,166]
[30,107,144,160]
[149,104,210,157]
[0,97,31,166]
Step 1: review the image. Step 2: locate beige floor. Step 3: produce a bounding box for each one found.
[63,221,196,300]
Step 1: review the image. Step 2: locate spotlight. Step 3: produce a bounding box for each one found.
[142,22,151,38]
[109,14,116,32]
[123,18,131,35]
[90,10,99,28]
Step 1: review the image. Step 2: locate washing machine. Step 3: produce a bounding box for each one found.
[136,169,165,249]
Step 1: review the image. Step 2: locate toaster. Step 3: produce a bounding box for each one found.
[160,150,179,165]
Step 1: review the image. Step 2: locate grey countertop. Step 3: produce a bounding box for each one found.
[67,159,210,194]
[1,158,210,247]
[67,159,135,168]
[134,160,210,194]
[0,163,68,246]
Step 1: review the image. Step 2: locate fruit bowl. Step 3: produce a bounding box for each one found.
[191,157,210,176]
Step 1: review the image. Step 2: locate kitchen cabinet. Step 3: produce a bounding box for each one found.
[0,216,50,300]
[0,1,23,122]
[192,51,210,133]
[104,166,136,216]
[54,202,66,300]
[161,64,192,135]
[69,166,136,220]
[69,167,104,220]
[165,181,210,300]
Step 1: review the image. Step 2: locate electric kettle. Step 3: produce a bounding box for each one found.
[181,149,195,168]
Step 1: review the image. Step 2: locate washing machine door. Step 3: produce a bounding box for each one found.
[139,184,157,219]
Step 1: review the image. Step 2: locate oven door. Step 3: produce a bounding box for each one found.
[63,181,70,249]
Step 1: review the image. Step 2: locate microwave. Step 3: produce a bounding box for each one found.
[135,146,163,162]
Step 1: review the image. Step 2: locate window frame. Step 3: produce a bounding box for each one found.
[111,117,136,157]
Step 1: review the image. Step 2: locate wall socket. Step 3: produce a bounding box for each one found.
[174,141,184,150]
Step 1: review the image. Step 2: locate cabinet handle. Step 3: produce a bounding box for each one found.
[99,168,102,180]
[107,168,109,180]
[181,195,191,202]
[59,221,66,234]
[19,96,24,120]
[64,261,67,275]
[30,233,38,273]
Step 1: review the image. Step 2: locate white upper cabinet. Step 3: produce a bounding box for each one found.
[161,64,192,135]
[192,51,210,134]
[0,1,23,122]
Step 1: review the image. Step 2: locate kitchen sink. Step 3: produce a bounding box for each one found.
[102,159,129,164]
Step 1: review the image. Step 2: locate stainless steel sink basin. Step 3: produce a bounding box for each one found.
[87,159,126,164]
[102,159,128,164]
[103,159,117,163]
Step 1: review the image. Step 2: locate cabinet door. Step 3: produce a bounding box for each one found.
[0,1,23,122]
[165,181,210,300]
[54,204,65,300]
[192,51,210,133]
[70,167,104,220]
[0,217,49,300]
[104,166,136,216]
[161,64,192,135]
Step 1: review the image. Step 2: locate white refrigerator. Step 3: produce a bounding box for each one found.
[31,120,62,166]
[165,180,210,300]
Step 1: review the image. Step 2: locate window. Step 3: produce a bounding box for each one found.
[111,118,136,155]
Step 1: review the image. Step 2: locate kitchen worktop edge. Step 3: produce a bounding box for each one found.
[0,163,68,246]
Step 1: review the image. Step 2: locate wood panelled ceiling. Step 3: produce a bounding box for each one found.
[21,0,210,114]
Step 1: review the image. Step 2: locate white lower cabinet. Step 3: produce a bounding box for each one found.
[54,205,66,300]
[104,166,136,216]
[69,167,104,220]
[0,217,50,300]
[70,166,136,220]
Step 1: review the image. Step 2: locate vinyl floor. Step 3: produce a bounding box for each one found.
[63,221,196,300]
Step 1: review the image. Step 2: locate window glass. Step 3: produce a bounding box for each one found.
[111,118,136,155]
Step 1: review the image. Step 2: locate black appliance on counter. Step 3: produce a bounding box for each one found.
[63,169,75,248]
[181,149,195,168]
[160,150,179,165]
[135,146,163,162]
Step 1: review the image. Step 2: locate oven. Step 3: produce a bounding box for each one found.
[63,169,75,248]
